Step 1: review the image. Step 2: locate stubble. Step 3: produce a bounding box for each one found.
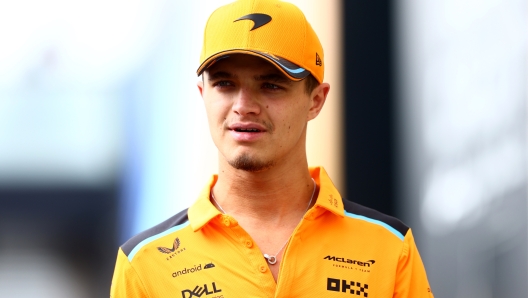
[229,153,274,172]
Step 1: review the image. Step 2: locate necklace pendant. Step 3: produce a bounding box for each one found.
[263,254,277,265]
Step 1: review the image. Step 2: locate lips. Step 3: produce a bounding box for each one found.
[228,123,267,142]
[234,128,261,132]
[228,123,267,133]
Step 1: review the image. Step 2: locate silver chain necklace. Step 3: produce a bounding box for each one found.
[210,178,316,265]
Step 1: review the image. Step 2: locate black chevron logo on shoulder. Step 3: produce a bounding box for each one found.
[157,237,180,254]
[234,13,272,31]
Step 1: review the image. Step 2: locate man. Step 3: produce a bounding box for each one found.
[111,0,433,297]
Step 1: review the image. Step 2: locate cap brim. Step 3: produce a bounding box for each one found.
[197,50,311,81]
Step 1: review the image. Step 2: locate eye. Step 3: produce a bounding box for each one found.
[262,83,282,90]
[213,80,234,88]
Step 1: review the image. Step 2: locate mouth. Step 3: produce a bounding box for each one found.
[232,128,262,133]
[229,123,267,133]
[228,123,267,141]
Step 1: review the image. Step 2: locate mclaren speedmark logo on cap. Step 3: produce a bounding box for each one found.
[234,13,272,31]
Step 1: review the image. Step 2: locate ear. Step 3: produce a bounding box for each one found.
[197,79,204,98]
[307,82,330,121]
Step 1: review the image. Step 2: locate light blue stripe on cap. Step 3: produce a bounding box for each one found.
[344,211,404,241]
[274,60,306,74]
[128,221,190,262]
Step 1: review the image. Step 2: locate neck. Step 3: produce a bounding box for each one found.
[212,157,316,224]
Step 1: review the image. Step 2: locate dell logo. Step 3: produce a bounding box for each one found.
[181,282,222,298]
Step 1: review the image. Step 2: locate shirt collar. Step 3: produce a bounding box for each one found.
[188,166,344,231]
[309,167,345,218]
[188,175,223,232]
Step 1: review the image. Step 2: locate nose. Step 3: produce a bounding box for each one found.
[232,88,261,116]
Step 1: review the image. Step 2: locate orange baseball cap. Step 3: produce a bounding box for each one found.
[197,0,324,83]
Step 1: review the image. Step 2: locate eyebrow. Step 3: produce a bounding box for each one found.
[207,71,292,85]
[254,73,293,85]
[207,71,236,82]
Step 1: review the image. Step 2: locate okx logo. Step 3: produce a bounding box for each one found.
[327,278,368,297]
[181,282,222,298]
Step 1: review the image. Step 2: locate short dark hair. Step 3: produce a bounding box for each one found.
[304,74,320,94]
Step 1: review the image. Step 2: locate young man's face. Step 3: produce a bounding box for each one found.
[197,54,327,172]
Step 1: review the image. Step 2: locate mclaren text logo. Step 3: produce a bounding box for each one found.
[181,282,222,298]
[157,237,186,260]
[173,262,216,278]
[327,278,368,297]
[324,255,375,267]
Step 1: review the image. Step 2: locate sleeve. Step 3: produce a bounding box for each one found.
[110,248,150,298]
[393,229,434,298]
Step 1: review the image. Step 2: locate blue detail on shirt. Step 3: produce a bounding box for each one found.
[344,211,405,241]
[128,221,190,262]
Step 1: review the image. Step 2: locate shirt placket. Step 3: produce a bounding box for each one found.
[217,214,277,297]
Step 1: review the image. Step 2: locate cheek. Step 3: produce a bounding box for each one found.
[205,97,228,122]
[274,103,309,136]
[204,105,225,142]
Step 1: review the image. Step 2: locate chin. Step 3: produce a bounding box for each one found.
[228,153,274,172]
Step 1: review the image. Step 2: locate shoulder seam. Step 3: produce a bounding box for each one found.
[128,221,189,262]
[121,209,189,259]
[342,200,409,241]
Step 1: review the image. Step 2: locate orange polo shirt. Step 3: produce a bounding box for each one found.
[111,167,433,298]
